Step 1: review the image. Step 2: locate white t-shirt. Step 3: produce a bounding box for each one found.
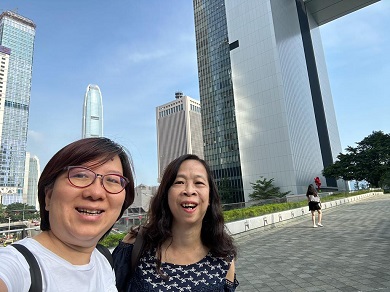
[0,238,117,292]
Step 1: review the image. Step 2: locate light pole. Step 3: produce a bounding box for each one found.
[8,217,11,239]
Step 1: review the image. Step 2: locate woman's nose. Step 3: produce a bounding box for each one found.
[183,183,196,196]
[83,177,106,199]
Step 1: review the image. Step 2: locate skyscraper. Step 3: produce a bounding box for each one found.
[156,92,204,182]
[82,84,103,138]
[193,0,376,201]
[0,11,36,204]
[23,152,40,208]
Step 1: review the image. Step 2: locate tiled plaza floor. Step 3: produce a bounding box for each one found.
[234,193,390,292]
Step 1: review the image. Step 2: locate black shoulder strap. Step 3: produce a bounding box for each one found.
[117,226,145,292]
[130,225,144,276]
[12,243,42,292]
[96,243,114,269]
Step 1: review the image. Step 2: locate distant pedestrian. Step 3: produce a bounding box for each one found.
[314,177,321,191]
[306,184,323,228]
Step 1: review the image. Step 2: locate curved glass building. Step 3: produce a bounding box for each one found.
[82,84,103,138]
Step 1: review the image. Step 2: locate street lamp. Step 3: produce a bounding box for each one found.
[8,217,11,239]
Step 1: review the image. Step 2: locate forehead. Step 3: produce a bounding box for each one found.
[177,160,207,175]
[82,155,122,169]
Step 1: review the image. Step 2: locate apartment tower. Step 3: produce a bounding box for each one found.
[82,84,103,138]
[0,11,36,204]
[156,92,204,182]
[193,0,378,201]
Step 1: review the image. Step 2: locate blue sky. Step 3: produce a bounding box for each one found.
[1,1,389,187]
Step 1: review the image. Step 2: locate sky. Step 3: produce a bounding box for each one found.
[1,1,389,187]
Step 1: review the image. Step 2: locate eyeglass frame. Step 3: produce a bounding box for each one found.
[64,165,129,194]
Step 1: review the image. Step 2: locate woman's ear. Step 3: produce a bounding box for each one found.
[44,186,53,211]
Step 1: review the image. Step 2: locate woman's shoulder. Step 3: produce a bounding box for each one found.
[0,239,33,291]
[112,240,134,258]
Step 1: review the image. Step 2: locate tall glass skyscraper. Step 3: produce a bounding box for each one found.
[82,84,103,138]
[24,153,40,208]
[0,11,36,203]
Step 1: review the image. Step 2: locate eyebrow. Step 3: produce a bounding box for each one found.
[176,173,207,180]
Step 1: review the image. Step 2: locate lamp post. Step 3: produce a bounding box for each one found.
[8,217,11,239]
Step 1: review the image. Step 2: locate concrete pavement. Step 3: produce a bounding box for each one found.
[233,193,390,292]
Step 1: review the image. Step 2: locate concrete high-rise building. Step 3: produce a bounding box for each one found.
[156,92,204,182]
[82,84,103,138]
[23,153,40,208]
[193,0,378,202]
[0,11,36,204]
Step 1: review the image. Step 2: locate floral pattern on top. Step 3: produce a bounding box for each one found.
[113,241,238,292]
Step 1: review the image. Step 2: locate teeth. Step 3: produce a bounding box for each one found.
[77,208,103,215]
[181,203,197,209]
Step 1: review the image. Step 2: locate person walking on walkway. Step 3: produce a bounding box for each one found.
[306,184,323,228]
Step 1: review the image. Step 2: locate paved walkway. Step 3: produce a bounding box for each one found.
[233,193,390,292]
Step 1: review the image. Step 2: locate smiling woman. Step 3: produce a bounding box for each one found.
[0,137,135,292]
[113,154,239,292]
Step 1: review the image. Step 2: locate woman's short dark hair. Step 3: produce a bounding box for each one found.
[144,154,236,261]
[38,137,135,236]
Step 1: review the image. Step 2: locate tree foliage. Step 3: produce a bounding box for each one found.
[323,131,390,187]
[380,171,390,189]
[0,202,39,223]
[249,176,290,200]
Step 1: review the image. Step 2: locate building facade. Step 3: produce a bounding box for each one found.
[0,11,36,204]
[192,0,353,201]
[156,92,204,182]
[118,184,158,227]
[82,84,103,138]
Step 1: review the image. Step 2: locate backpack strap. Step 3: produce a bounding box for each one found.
[96,243,114,269]
[130,225,144,276]
[12,244,42,292]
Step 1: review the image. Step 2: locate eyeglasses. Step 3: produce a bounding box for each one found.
[65,166,129,194]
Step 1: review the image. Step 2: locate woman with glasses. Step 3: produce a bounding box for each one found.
[0,137,135,292]
[113,154,238,292]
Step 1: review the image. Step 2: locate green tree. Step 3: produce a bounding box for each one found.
[380,171,390,189]
[5,203,39,222]
[249,176,290,200]
[0,204,6,223]
[323,131,390,187]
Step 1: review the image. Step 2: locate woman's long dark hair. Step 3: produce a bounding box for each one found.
[138,154,237,273]
[306,184,318,197]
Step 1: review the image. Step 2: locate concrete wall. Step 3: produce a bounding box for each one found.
[225,192,383,235]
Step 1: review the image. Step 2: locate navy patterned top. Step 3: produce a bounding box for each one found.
[113,241,239,292]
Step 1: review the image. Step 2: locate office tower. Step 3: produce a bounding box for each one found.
[0,11,36,204]
[193,0,377,201]
[0,46,10,145]
[156,92,204,182]
[82,84,103,138]
[23,152,40,208]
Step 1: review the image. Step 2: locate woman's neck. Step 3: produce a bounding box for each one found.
[161,224,208,265]
[34,231,94,265]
